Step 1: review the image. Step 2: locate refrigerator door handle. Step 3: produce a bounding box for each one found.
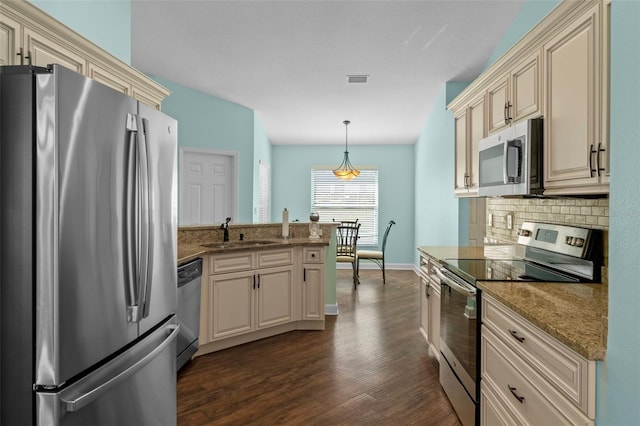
[61,323,179,413]
[135,115,154,320]
[125,114,141,322]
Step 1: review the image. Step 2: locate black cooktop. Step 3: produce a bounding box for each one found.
[443,258,584,285]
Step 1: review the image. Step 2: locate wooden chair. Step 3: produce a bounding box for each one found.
[336,222,361,290]
[357,220,396,283]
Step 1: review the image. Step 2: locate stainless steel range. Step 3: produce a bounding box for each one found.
[435,221,602,426]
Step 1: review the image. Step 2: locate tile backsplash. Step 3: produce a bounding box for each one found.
[486,197,609,277]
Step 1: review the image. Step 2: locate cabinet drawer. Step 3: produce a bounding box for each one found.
[482,327,592,426]
[482,295,594,417]
[209,252,255,274]
[303,247,324,263]
[257,249,293,268]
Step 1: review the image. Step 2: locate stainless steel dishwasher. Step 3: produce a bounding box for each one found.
[176,257,203,371]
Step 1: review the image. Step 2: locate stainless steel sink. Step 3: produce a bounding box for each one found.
[203,240,279,249]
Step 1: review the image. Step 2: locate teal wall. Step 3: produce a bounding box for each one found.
[606,1,640,423]
[482,1,561,70]
[29,0,131,64]
[153,77,256,224]
[413,82,466,264]
[272,144,415,265]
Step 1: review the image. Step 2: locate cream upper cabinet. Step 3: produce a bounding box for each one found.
[0,13,20,65]
[0,1,169,109]
[454,93,486,196]
[23,26,85,73]
[488,51,541,134]
[543,2,608,195]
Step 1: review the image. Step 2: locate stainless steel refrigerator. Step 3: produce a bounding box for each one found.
[0,65,179,425]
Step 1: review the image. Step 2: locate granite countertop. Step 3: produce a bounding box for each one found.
[178,237,330,266]
[417,245,607,361]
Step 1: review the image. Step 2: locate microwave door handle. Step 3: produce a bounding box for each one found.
[503,141,509,184]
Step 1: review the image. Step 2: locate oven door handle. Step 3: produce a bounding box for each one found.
[434,268,476,297]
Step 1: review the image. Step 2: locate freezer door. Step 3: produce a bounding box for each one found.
[36,317,179,426]
[137,102,178,336]
[35,65,140,386]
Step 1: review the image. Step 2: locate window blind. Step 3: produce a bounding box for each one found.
[311,169,378,245]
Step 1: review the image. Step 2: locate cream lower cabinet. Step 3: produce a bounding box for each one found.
[418,252,441,357]
[302,247,325,321]
[481,294,595,425]
[208,249,294,341]
[197,245,326,354]
[543,1,609,195]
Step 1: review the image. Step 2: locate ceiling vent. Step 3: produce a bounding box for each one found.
[347,75,369,84]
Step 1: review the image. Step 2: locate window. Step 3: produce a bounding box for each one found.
[258,161,271,223]
[311,169,378,245]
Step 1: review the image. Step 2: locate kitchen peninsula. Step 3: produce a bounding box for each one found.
[178,222,335,355]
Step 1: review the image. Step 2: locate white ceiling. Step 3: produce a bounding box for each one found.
[131,1,525,146]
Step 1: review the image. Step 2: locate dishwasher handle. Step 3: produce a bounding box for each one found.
[178,258,203,287]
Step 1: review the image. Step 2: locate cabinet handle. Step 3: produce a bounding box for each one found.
[464,173,470,189]
[506,101,512,121]
[257,274,261,289]
[508,385,525,403]
[589,144,598,177]
[597,142,606,176]
[252,274,256,289]
[504,102,509,124]
[17,47,32,65]
[425,285,430,299]
[304,268,306,282]
[508,329,525,343]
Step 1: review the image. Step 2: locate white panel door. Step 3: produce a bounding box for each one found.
[180,149,236,225]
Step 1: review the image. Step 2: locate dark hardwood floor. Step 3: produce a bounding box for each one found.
[177,268,461,425]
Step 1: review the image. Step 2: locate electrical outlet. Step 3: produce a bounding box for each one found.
[506,213,513,230]
[488,213,493,227]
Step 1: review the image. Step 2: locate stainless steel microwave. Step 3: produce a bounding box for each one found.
[478,117,543,197]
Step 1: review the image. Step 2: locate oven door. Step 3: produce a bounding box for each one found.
[436,268,479,426]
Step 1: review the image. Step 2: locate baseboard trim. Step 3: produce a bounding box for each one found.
[325,304,339,316]
[336,262,416,271]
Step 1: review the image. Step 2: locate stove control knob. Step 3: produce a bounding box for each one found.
[574,238,585,247]
[518,229,532,237]
[566,236,574,245]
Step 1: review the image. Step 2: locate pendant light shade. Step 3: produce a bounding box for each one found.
[333,120,360,180]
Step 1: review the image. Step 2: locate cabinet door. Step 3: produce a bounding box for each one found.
[511,51,541,122]
[256,265,294,329]
[468,94,486,191]
[454,109,469,194]
[487,74,509,134]
[209,271,254,340]
[543,4,601,190]
[0,14,20,65]
[429,281,441,354]
[419,275,430,342]
[302,264,324,320]
[24,26,85,73]
[88,62,131,96]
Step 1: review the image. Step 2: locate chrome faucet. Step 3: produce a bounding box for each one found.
[220,217,231,242]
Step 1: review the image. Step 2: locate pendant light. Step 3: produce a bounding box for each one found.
[333,120,360,180]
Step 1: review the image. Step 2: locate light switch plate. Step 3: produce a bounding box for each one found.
[488,213,493,227]
[506,213,513,230]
